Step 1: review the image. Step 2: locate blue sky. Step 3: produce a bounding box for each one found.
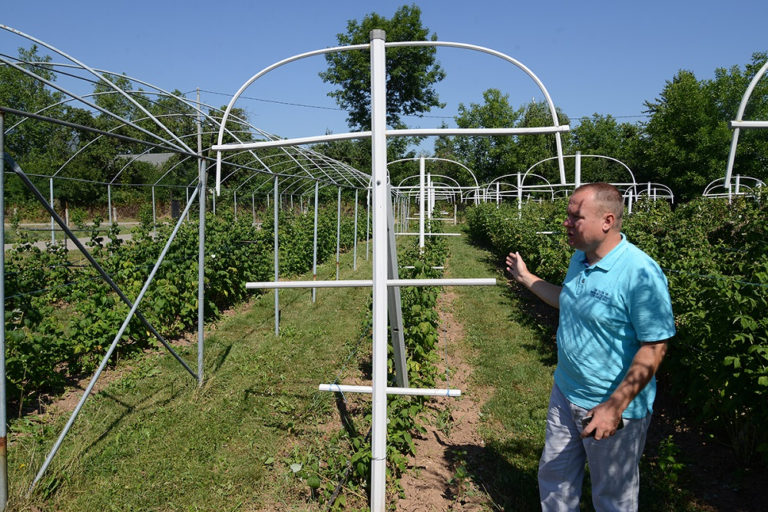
[2,0,767,146]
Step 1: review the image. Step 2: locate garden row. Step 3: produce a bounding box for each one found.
[5,202,366,413]
[465,196,768,465]
[303,228,449,509]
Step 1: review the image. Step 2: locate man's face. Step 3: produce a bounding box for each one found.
[563,190,608,252]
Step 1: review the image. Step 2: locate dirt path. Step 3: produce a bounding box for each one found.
[397,290,492,511]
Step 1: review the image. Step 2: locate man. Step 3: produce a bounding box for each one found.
[505,183,675,511]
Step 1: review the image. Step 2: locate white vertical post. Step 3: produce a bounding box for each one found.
[49,178,55,245]
[419,157,425,253]
[353,189,359,270]
[336,187,341,280]
[366,188,371,260]
[575,151,581,189]
[196,89,205,386]
[273,177,280,335]
[496,182,500,207]
[369,29,388,512]
[0,112,8,510]
[312,181,319,302]
[107,184,112,224]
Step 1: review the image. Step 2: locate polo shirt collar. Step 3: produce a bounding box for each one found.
[582,233,627,271]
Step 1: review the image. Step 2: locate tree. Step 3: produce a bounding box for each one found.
[639,53,768,200]
[437,89,571,183]
[0,45,75,204]
[319,4,445,131]
[571,114,642,183]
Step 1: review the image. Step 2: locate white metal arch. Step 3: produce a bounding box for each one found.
[214,41,570,193]
[390,156,480,188]
[725,59,768,192]
[703,175,765,198]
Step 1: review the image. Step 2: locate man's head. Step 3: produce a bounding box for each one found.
[563,183,624,257]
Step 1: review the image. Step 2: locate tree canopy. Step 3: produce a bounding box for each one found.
[435,89,571,183]
[319,4,445,131]
[640,52,768,200]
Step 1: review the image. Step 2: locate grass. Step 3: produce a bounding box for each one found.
[7,247,374,511]
[442,229,553,509]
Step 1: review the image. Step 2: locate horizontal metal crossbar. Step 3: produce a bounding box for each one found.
[245,278,496,289]
[729,120,768,129]
[319,384,461,397]
[395,232,462,236]
[213,125,571,152]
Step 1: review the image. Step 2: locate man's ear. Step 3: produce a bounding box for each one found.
[602,212,615,232]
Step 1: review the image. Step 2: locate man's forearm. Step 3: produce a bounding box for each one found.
[584,341,668,439]
[521,274,562,309]
[607,341,668,414]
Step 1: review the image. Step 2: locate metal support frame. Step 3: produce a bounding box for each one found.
[335,187,341,280]
[0,112,8,512]
[312,181,319,302]
[274,176,280,335]
[353,189,359,271]
[419,157,425,252]
[197,90,206,385]
[386,186,408,388]
[210,31,572,512]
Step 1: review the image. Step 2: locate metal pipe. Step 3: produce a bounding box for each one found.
[318,384,461,397]
[273,176,280,336]
[575,151,581,188]
[369,30,388,512]
[197,87,205,386]
[49,178,55,245]
[245,278,495,289]
[107,184,112,224]
[365,188,370,260]
[0,111,8,511]
[312,181,319,302]
[213,125,570,152]
[419,157,425,252]
[353,189,358,270]
[395,232,461,237]
[336,187,341,280]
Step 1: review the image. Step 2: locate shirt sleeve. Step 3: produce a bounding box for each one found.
[627,261,676,342]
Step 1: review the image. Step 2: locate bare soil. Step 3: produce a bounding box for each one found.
[397,291,493,511]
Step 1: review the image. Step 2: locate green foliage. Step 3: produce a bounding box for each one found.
[640,52,768,200]
[320,4,445,130]
[4,204,365,411]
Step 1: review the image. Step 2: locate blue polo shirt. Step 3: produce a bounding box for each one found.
[554,234,675,418]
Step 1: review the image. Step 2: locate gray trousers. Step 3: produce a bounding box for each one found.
[538,384,651,512]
